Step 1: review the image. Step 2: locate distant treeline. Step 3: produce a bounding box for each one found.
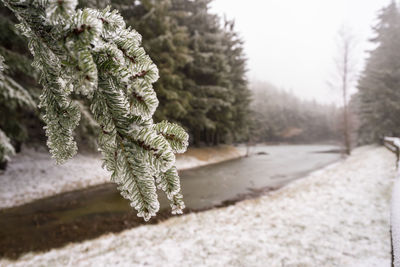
[0,0,251,148]
[250,81,341,143]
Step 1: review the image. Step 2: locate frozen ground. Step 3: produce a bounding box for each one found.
[1,146,395,267]
[0,145,245,209]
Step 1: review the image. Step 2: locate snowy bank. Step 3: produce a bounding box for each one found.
[392,176,400,267]
[1,146,395,267]
[0,145,246,209]
[175,145,246,170]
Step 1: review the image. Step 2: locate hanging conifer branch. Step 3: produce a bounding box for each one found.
[2,0,188,220]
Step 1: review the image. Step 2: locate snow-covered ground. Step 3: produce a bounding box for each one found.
[1,146,395,267]
[0,145,246,209]
[392,176,400,267]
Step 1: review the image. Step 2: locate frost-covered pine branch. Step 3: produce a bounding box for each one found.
[2,0,188,220]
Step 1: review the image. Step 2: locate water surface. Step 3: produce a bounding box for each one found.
[180,144,340,209]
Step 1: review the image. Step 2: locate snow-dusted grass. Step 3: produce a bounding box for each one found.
[0,145,246,209]
[1,146,395,267]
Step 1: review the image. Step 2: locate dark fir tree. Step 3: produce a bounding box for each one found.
[357,1,400,143]
[172,0,244,145]
[0,55,36,168]
[222,19,251,143]
[0,2,40,166]
[114,0,193,125]
[86,0,251,145]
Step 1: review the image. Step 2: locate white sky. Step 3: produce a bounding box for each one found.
[210,0,390,104]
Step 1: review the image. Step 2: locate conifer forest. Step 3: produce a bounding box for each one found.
[0,0,400,266]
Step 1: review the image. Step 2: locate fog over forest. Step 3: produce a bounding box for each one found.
[211,0,390,104]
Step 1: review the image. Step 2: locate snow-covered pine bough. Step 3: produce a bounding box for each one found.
[1,0,189,221]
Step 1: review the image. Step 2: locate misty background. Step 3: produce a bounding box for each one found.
[211,0,389,104]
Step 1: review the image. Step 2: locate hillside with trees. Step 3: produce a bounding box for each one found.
[250,81,341,143]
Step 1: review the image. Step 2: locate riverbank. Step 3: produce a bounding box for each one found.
[175,145,247,170]
[1,146,394,266]
[0,145,246,209]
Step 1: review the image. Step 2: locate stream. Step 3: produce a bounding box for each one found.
[0,144,341,259]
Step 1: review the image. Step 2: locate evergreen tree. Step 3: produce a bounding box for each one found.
[1,0,188,220]
[113,0,193,124]
[0,3,41,163]
[172,0,236,145]
[0,50,36,169]
[357,1,400,143]
[86,0,251,146]
[0,3,37,83]
[222,19,251,143]
[0,56,16,168]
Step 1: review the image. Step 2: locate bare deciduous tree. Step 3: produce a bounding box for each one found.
[329,26,358,155]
